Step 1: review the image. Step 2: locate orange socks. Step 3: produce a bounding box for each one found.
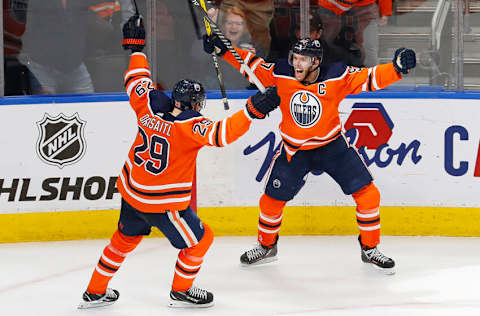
[352,182,381,247]
[86,230,142,294]
[257,194,286,246]
[172,223,214,292]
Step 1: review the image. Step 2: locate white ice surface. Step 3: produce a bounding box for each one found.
[1,236,480,316]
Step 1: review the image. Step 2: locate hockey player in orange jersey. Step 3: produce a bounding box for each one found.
[78,15,280,309]
[203,34,416,274]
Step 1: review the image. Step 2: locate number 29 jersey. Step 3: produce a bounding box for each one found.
[117,53,252,213]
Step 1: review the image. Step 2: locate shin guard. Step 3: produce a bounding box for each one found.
[86,230,142,294]
[352,182,381,247]
[172,223,214,292]
[257,194,286,246]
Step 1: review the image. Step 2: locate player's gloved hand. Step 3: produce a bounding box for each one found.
[203,33,227,56]
[122,15,145,53]
[392,48,416,74]
[246,86,281,119]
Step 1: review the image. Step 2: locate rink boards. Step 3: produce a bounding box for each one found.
[0,91,479,242]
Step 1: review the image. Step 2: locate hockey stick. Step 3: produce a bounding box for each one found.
[131,0,139,15]
[190,0,266,93]
[130,0,142,27]
[198,0,229,110]
[187,0,202,40]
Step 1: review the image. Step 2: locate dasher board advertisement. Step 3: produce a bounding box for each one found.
[1,96,479,215]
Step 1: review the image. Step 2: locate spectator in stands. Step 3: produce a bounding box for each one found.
[85,0,135,92]
[19,0,99,94]
[3,0,33,95]
[190,5,258,90]
[284,10,362,66]
[316,0,392,67]
[349,0,392,66]
[221,6,262,56]
[216,0,274,57]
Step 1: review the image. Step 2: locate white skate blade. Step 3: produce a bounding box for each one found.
[241,256,278,267]
[77,300,116,309]
[363,262,396,275]
[168,299,214,308]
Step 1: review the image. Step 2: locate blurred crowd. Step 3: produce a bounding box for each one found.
[3,0,469,95]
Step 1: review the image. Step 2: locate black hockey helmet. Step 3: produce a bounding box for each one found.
[289,38,323,66]
[172,79,206,111]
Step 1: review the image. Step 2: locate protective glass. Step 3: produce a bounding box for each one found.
[288,51,314,69]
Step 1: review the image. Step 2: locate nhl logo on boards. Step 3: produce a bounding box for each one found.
[36,113,86,168]
[289,91,322,128]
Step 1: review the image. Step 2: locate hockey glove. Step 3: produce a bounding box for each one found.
[392,48,416,74]
[122,15,146,53]
[203,33,228,57]
[246,86,281,119]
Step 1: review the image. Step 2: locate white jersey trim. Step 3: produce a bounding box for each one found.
[95,265,115,277]
[356,209,380,219]
[177,258,201,270]
[327,0,351,11]
[124,68,151,81]
[372,66,380,90]
[119,173,191,204]
[167,211,192,248]
[208,121,218,146]
[258,225,281,233]
[127,77,152,97]
[101,254,122,267]
[174,269,197,279]
[259,212,283,223]
[221,118,227,146]
[358,224,381,231]
[362,67,372,92]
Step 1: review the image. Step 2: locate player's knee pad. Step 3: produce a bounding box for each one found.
[184,223,214,258]
[110,229,143,254]
[352,182,380,211]
[260,193,286,218]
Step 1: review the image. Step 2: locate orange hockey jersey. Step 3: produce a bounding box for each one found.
[317,0,392,16]
[222,48,401,160]
[117,52,252,213]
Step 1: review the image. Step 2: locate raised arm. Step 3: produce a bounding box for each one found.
[191,87,281,148]
[203,33,276,87]
[343,48,416,96]
[122,14,173,115]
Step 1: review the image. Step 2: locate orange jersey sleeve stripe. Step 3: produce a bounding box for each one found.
[124,53,153,97]
[205,109,252,147]
[345,63,402,96]
[222,48,276,87]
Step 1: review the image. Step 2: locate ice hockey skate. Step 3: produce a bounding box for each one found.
[77,288,119,309]
[168,286,214,308]
[240,240,278,266]
[358,236,395,274]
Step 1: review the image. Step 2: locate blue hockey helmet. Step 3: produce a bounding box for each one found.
[289,38,323,66]
[172,79,206,111]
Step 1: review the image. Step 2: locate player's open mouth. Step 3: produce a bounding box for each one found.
[295,69,304,75]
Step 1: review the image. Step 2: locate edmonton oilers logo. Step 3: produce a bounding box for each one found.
[289,91,322,128]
